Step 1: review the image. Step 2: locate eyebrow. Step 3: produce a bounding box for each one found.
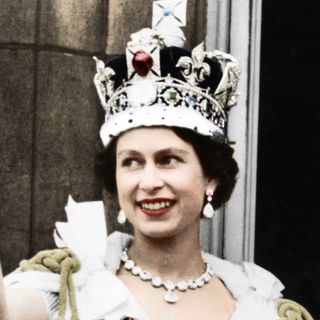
[157,148,189,156]
[117,148,189,157]
[117,150,141,157]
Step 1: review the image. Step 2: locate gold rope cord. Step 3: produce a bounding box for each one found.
[277,298,314,320]
[18,248,80,320]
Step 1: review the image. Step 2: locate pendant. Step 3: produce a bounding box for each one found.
[164,290,178,303]
[203,203,215,218]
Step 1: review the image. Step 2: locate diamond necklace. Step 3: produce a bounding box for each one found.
[120,248,214,304]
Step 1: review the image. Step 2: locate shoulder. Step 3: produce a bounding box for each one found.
[203,253,315,319]
[203,252,284,301]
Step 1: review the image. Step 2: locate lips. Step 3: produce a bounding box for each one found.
[137,198,175,216]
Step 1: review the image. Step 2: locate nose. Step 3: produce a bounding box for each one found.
[139,163,164,193]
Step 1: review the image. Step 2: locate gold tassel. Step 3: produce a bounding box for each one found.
[18,248,80,320]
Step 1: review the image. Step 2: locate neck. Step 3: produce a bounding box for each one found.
[128,223,204,282]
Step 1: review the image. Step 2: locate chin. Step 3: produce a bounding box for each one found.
[135,221,181,239]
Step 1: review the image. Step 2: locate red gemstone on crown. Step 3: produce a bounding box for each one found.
[132,50,153,76]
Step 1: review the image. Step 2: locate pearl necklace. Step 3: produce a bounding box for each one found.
[120,248,214,304]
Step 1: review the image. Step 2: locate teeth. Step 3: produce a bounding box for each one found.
[141,201,173,210]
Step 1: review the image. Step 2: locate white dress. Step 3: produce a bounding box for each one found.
[4,198,284,320]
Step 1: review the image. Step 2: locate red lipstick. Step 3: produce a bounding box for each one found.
[137,198,175,217]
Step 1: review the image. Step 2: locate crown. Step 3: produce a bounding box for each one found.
[93,0,240,146]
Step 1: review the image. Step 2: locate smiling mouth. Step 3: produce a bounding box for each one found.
[137,199,175,216]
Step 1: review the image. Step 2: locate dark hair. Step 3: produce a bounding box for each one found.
[94,127,239,209]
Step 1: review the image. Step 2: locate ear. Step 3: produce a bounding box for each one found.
[205,178,218,193]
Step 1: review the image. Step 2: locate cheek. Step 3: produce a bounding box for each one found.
[115,170,129,202]
[174,173,207,202]
[176,187,206,221]
[181,169,208,190]
[116,170,137,204]
[184,186,206,205]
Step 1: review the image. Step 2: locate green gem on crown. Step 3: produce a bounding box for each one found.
[168,90,177,101]
[114,97,121,107]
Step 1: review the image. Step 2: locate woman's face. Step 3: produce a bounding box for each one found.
[116,127,217,238]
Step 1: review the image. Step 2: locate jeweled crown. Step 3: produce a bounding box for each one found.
[93,0,240,146]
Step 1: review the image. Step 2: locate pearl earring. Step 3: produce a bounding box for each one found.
[117,209,127,224]
[203,189,215,218]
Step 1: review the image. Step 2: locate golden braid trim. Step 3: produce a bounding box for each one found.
[277,298,314,320]
[18,248,80,320]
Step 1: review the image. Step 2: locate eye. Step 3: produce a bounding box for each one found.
[121,158,142,169]
[158,155,184,168]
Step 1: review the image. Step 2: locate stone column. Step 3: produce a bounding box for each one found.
[0,0,107,274]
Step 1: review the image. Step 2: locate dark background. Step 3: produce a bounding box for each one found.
[255,0,320,317]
